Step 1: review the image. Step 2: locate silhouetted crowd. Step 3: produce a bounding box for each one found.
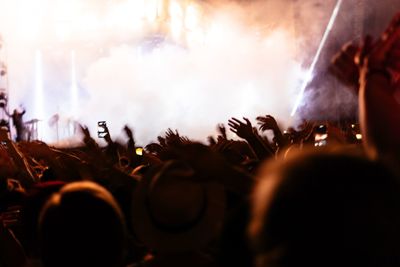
[0,12,400,267]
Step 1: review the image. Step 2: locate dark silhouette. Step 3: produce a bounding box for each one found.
[38,181,127,267]
[2,107,26,142]
[250,150,400,267]
[0,11,399,267]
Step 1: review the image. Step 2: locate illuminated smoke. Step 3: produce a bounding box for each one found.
[34,50,46,139]
[291,0,343,116]
[0,0,365,144]
[81,29,303,143]
[70,50,79,116]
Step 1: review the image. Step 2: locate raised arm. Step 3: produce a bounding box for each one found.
[228,117,274,161]
[256,115,287,148]
[358,17,400,162]
[331,13,400,171]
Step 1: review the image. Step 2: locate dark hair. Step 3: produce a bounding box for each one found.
[21,181,65,257]
[39,182,126,267]
[250,150,400,267]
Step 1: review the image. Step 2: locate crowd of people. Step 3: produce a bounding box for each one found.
[0,12,400,267]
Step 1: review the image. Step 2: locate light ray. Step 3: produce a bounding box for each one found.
[291,0,343,116]
[70,50,79,116]
[34,50,45,139]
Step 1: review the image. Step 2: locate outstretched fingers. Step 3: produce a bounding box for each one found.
[243,117,251,126]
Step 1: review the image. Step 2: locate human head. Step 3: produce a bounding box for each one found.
[21,181,65,257]
[38,181,126,267]
[250,150,400,267]
[132,160,225,252]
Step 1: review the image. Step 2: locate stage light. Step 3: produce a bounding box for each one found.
[169,0,184,39]
[145,0,161,23]
[185,4,199,31]
[34,50,45,139]
[70,50,79,117]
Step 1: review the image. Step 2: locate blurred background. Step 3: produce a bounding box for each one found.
[0,0,399,143]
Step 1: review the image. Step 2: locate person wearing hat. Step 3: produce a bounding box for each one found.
[132,161,225,267]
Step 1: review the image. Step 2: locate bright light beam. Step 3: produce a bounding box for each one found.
[70,50,79,116]
[35,50,44,120]
[291,0,343,116]
[35,50,45,140]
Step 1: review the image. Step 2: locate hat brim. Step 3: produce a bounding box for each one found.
[132,173,225,252]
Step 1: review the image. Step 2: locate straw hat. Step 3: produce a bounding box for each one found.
[132,161,225,252]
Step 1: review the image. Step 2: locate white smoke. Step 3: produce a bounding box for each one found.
[78,1,305,144]
[81,31,303,143]
[0,0,360,144]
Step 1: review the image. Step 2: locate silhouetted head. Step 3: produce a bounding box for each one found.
[39,181,126,267]
[21,181,65,257]
[132,160,225,252]
[250,149,400,267]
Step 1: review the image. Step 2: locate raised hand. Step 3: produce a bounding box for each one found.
[330,41,361,89]
[229,117,274,160]
[364,13,400,70]
[228,117,254,140]
[165,128,178,140]
[123,125,134,139]
[79,124,98,150]
[124,125,136,152]
[165,128,182,146]
[163,128,191,147]
[157,136,166,147]
[79,124,91,139]
[256,115,279,132]
[217,124,227,139]
[356,12,400,169]
[207,136,217,146]
[103,125,113,144]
